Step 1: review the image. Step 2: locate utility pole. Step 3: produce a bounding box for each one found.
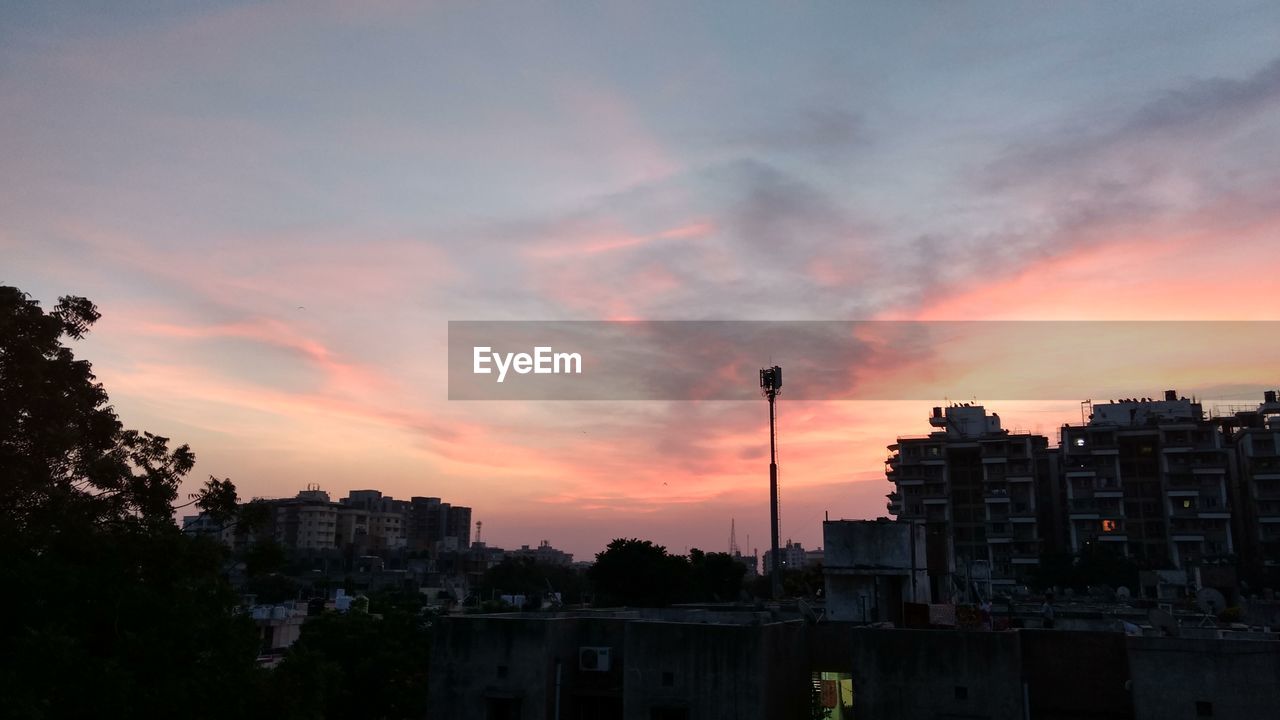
[760,365,783,600]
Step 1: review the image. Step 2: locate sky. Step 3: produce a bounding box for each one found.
[3,1,1280,560]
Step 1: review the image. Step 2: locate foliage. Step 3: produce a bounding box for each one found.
[261,589,433,720]
[478,556,590,606]
[589,538,692,607]
[589,539,751,607]
[688,548,748,602]
[0,286,261,718]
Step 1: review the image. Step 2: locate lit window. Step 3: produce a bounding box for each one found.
[1074,438,1086,447]
[1101,520,1117,532]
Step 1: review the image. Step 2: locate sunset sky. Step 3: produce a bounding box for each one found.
[4,1,1279,559]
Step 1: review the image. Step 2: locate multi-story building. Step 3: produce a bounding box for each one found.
[509,540,575,566]
[340,490,409,551]
[762,540,821,575]
[1221,391,1280,575]
[406,496,473,552]
[886,404,1055,593]
[1059,391,1233,570]
[274,486,340,551]
[184,486,472,557]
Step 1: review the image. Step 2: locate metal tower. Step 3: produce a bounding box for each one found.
[760,365,783,600]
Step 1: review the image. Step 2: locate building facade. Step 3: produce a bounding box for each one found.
[1060,391,1233,570]
[886,404,1056,594]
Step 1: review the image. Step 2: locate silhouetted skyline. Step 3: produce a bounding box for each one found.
[4,2,1280,559]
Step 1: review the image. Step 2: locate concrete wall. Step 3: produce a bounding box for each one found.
[620,620,809,720]
[430,613,1280,720]
[429,613,809,720]
[1128,636,1280,720]
[843,628,1025,720]
[823,519,924,571]
[824,520,929,622]
[429,615,629,720]
[1022,630,1132,720]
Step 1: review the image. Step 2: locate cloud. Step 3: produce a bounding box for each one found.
[717,106,868,159]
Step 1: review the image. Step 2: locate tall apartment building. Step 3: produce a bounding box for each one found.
[340,490,409,551]
[406,497,473,552]
[1221,391,1280,575]
[886,404,1055,593]
[274,486,340,551]
[1059,391,1232,570]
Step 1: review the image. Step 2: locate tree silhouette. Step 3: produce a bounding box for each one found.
[0,286,260,718]
[589,538,691,607]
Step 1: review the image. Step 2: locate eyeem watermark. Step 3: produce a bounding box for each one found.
[473,346,583,383]
[449,320,1280,400]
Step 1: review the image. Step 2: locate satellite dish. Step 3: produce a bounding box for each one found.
[1148,608,1179,637]
[1197,588,1227,616]
[1116,586,1131,600]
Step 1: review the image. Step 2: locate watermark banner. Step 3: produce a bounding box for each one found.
[447,321,1280,401]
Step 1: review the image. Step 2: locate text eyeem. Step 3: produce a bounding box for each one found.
[473,346,583,383]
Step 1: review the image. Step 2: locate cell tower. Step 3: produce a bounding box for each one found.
[760,365,783,600]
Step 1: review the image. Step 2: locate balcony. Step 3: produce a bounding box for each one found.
[1069,498,1123,518]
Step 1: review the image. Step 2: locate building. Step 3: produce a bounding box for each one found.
[1220,391,1280,577]
[822,519,929,624]
[274,486,340,551]
[886,404,1056,595]
[339,489,409,551]
[763,540,821,575]
[508,540,574,566]
[431,610,1280,720]
[183,485,473,558]
[429,609,811,720]
[1060,391,1233,570]
[406,496,473,552]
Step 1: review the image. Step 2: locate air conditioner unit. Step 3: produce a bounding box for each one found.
[579,646,611,672]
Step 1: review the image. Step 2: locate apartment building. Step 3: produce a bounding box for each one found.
[886,404,1055,592]
[1060,391,1233,570]
[184,486,472,556]
[1221,391,1280,574]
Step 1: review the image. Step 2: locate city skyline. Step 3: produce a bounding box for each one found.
[5,2,1280,560]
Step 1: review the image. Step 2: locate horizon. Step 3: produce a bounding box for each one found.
[5,1,1280,562]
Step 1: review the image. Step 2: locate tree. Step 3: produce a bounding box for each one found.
[688,548,747,602]
[261,589,433,720]
[0,287,261,718]
[478,556,591,607]
[589,538,691,607]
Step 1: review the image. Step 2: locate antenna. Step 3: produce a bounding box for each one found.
[760,365,783,600]
[729,518,739,556]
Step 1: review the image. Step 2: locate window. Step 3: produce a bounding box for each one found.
[661,671,674,687]
[955,686,968,700]
[1102,520,1117,532]
[1196,700,1213,717]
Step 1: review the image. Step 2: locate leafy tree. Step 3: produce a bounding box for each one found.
[688,548,747,602]
[262,589,433,719]
[479,556,591,607]
[0,287,261,719]
[589,538,691,607]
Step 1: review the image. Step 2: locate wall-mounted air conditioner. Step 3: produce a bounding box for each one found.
[579,646,611,672]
